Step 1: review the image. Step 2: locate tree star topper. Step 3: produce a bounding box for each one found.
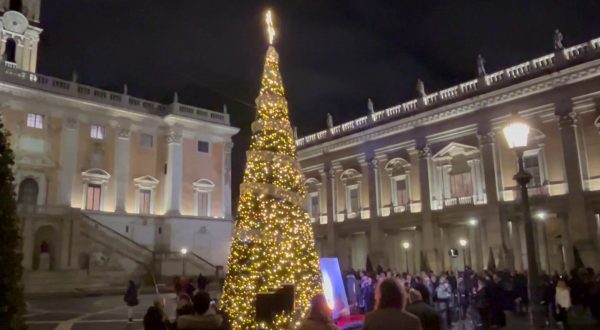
[265,9,276,44]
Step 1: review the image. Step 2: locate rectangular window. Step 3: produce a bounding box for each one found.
[90,125,105,140]
[26,113,43,129]
[450,172,473,197]
[140,133,154,148]
[198,192,209,216]
[197,140,210,153]
[86,184,102,211]
[523,154,542,187]
[349,187,360,213]
[310,195,320,219]
[139,189,151,214]
[395,178,408,205]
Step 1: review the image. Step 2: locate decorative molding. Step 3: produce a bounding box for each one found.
[166,129,182,144]
[558,111,577,128]
[477,131,495,146]
[118,128,131,140]
[418,145,432,159]
[64,117,78,130]
[193,179,216,192]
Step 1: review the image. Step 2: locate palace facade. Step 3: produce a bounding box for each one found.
[0,0,238,292]
[297,35,600,274]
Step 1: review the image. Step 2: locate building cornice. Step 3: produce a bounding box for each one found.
[298,55,600,161]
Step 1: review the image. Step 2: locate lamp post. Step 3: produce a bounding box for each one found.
[180,247,188,276]
[402,242,410,273]
[503,118,544,328]
[459,239,468,270]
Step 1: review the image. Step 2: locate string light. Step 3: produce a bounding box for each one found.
[221,10,322,330]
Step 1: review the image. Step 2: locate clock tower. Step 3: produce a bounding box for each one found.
[0,0,42,72]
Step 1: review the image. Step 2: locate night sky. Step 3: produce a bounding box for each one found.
[38,0,600,204]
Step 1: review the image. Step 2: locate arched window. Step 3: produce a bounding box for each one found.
[9,0,22,12]
[5,38,16,63]
[18,178,39,204]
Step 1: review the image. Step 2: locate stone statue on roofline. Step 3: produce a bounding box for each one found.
[367,98,374,115]
[477,54,486,76]
[416,79,426,98]
[326,112,334,129]
[554,29,564,51]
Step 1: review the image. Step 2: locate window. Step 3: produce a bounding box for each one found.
[198,192,209,216]
[9,0,22,12]
[348,186,360,213]
[90,125,105,140]
[140,133,153,148]
[394,177,409,206]
[26,113,43,129]
[86,184,102,211]
[450,172,473,198]
[309,194,320,219]
[5,38,16,62]
[523,154,542,187]
[139,190,151,214]
[197,140,210,153]
[18,178,38,204]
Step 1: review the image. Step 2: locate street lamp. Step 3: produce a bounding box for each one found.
[180,247,188,276]
[503,117,544,328]
[402,242,410,273]
[459,239,468,270]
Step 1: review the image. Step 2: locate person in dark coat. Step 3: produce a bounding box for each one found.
[406,289,441,330]
[143,306,168,330]
[487,275,508,328]
[124,280,139,323]
[473,278,489,329]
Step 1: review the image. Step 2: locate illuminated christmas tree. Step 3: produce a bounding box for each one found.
[221,10,322,330]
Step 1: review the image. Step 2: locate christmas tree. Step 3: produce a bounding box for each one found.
[0,115,26,329]
[221,11,322,330]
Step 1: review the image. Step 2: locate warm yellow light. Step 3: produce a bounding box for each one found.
[265,9,276,45]
[459,239,467,247]
[402,242,410,249]
[503,120,530,149]
[180,248,188,255]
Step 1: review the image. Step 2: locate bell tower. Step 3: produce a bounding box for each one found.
[0,0,42,72]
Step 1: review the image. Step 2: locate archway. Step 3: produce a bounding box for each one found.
[18,178,38,204]
[33,225,57,271]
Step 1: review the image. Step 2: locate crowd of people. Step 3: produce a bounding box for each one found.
[128,266,600,330]
[344,266,600,329]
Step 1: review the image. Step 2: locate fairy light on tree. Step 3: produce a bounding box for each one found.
[220,9,322,330]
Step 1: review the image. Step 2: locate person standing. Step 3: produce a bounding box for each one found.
[436,279,453,328]
[406,289,441,330]
[555,279,571,328]
[297,294,339,330]
[124,280,139,323]
[473,279,490,330]
[362,278,423,330]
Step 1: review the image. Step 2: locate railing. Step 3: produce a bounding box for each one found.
[295,36,600,148]
[79,212,155,265]
[0,62,229,125]
[443,196,474,207]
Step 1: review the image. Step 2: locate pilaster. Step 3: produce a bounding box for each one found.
[324,165,339,257]
[163,129,183,216]
[57,118,79,206]
[114,126,131,212]
[417,145,439,272]
[222,142,233,218]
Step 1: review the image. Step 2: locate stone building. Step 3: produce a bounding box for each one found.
[0,1,238,292]
[297,35,600,274]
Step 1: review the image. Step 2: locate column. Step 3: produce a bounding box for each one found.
[468,226,479,270]
[324,166,338,257]
[536,220,549,272]
[418,145,439,272]
[510,218,524,271]
[15,40,24,69]
[114,126,131,212]
[222,142,233,219]
[558,111,592,264]
[164,129,183,216]
[558,212,574,271]
[478,131,505,260]
[57,118,79,206]
[364,156,384,267]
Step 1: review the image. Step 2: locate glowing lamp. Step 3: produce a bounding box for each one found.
[180,248,188,255]
[459,239,468,247]
[503,120,530,149]
[402,242,410,249]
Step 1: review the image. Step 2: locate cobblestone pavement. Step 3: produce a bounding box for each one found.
[26,294,543,330]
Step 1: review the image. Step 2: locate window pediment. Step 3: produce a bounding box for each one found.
[81,168,110,183]
[432,142,479,161]
[384,158,410,176]
[193,179,215,192]
[134,175,160,189]
[340,168,361,183]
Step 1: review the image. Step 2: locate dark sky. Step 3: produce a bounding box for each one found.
[38,0,600,203]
